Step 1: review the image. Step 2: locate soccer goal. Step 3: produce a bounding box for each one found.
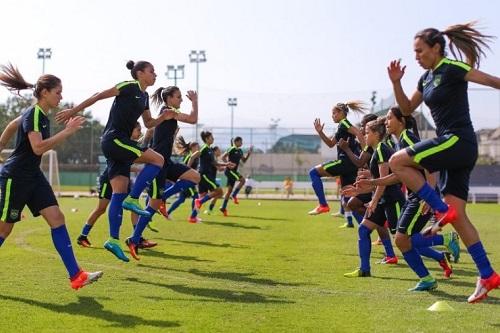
[0,149,61,193]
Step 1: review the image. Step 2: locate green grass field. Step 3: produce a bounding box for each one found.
[1,198,499,332]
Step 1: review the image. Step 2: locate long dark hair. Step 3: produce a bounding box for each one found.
[389,106,420,139]
[230,136,242,146]
[415,21,494,68]
[335,100,368,115]
[126,60,152,80]
[0,63,61,98]
[151,86,180,109]
[366,117,387,142]
[175,135,198,156]
[200,130,212,143]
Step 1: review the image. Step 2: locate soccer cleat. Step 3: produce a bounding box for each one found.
[70,270,104,290]
[158,202,169,219]
[339,222,354,229]
[344,268,371,278]
[220,208,228,217]
[77,235,92,248]
[331,211,344,218]
[188,216,203,224]
[122,196,151,217]
[439,254,453,278]
[146,220,160,233]
[372,238,383,246]
[308,205,330,215]
[125,237,140,260]
[232,196,239,205]
[445,231,460,263]
[104,238,130,262]
[203,209,212,215]
[408,278,437,292]
[378,256,398,265]
[194,198,203,211]
[434,204,457,227]
[138,237,158,249]
[467,272,500,303]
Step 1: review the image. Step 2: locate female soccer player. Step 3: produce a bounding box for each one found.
[219,137,253,216]
[76,122,156,249]
[56,60,172,261]
[308,101,366,215]
[164,137,201,221]
[360,107,459,290]
[0,63,103,289]
[387,22,500,302]
[124,86,200,259]
[194,131,235,218]
[343,118,404,277]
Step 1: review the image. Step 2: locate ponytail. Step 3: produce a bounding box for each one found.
[335,100,367,115]
[0,63,61,99]
[389,106,420,139]
[150,86,180,109]
[175,135,190,155]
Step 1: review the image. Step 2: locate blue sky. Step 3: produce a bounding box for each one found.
[1,0,499,137]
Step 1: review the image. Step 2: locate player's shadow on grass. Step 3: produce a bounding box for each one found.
[202,221,265,230]
[186,269,308,287]
[0,294,180,328]
[427,266,479,278]
[430,289,500,304]
[126,277,293,304]
[158,238,249,249]
[229,214,290,222]
[139,249,214,262]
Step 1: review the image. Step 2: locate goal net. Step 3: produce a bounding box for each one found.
[0,149,61,193]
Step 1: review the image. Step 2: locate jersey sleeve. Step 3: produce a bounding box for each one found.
[447,61,471,81]
[144,92,150,110]
[376,144,392,164]
[22,108,38,133]
[116,81,136,96]
[334,121,349,141]
[417,74,425,93]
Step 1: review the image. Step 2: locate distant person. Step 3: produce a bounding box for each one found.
[283,176,294,199]
[244,175,256,198]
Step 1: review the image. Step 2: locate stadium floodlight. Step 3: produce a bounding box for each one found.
[165,65,185,86]
[37,48,52,74]
[189,50,207,140]
[228,98,238,139]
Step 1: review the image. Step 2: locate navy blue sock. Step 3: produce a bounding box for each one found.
[232,187,241,198]
[411,233,444,248]
[416,183,448,213]
[81,224,93,237]
[222,198,229,210]
[382,237,395,257]
[192,193,199,210]
[468,241,495,279]
[403,247,430,278]
[109,193,127,239]
[130,164,161,199]
[0,236,4,247]
[416,247,444,261]
[309,168,327,206]
[352,211,364,224]
[345,211,354,226]
[200,194,211,204]
[51,225,80,278]
[340,199,345,215]
[358,224,372,272]
[162,179,196,200]
[209,202,215,211]
[131,206,157,244]
[168,193,186,214]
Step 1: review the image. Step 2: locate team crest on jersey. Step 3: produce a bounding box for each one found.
[433,75,442,87]
[10,209,19,220]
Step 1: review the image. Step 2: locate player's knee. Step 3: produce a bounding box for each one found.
[394,232,410,251]
[309,167,319,178]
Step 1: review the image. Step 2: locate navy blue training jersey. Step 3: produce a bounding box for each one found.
[335,118,360,159]
[369,142,402,202]
[102,80,149,141]
[152,106,178,161]
[182,151,199,170]
[226,146,244,169]
[418,58,474,140]
[199,144,216,177]
[1,105,49,178]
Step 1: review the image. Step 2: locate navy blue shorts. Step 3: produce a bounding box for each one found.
[406,134,477,201]
[101,137,147,180]
[148,161,191,199]
[0,174,58,223]
[397,198,432,236]
[182,186,198,198]
[225,168,242,187]
[321,159,357,187]
[199,173,218,194]
[98,172,112,200]
[364,198,405,234]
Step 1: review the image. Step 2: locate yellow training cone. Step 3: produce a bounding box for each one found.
[427,301,455,312]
